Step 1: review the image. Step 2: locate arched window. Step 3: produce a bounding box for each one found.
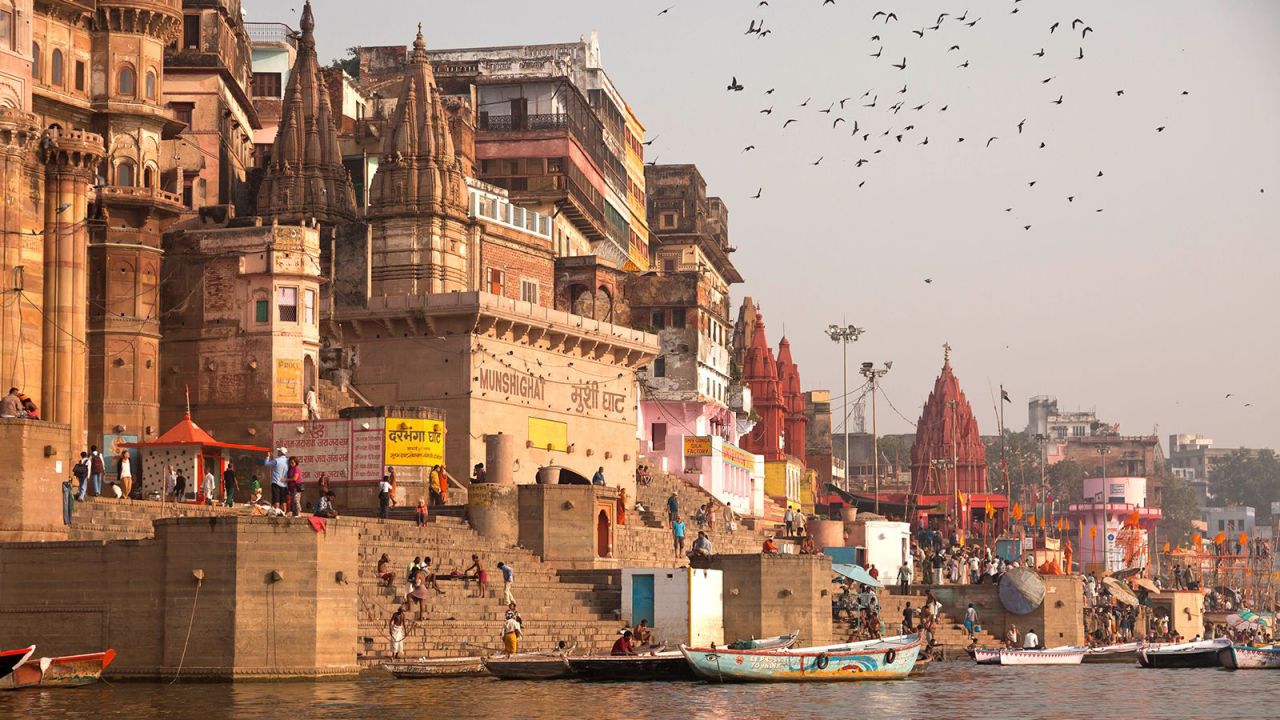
[118,65,135,96]
[50,49,63,86]
[31,43,39,79]
[143,165,155,188]
[144,69,156,99]
[116,160,135,187]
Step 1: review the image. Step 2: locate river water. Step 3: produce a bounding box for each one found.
[4,663,1277,720]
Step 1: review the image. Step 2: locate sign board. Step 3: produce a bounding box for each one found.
[275,359,303,403]
[271,419,352,484]
[351,422,385,484]
[103,433,140,474]
[385,417,445,466]
[722,443,757,472]
[528,417,568,452]
[683,436,713,457]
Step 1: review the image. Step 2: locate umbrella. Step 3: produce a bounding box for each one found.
[998,568,1046,615]
[832,563,883,588]
[1102,576,1138,606]
[1133,578,1160,594]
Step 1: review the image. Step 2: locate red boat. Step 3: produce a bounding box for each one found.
[0,649,116,689]
[0,647,35,681]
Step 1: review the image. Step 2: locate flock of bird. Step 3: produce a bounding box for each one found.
[651,1,1227,233]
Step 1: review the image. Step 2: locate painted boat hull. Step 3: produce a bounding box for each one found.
[1220,645,1280,670]
[483,656,575,680]
[0,647,35,682]
[681,635,922,683]
[383,656,487,678]
[971,648,1001,665]
[1,649,116,689]
[998,648,1085,665]
[1138,639,1230,669]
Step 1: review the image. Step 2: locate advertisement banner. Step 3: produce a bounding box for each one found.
[385,418,446,466]
[722,443,757,472]
[271,419,352,483]
[683,435,713,457]
[352,424,385,484]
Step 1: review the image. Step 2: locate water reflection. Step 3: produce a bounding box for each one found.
[1,664,1276,720]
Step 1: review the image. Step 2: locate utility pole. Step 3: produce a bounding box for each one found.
[1098,444,1112,572]
[949,399,959,537]
[860,361,891,516]
[825,324,864,494]
[1036,433,1049,536]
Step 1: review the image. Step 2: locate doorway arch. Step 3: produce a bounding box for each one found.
[596,509,612,558]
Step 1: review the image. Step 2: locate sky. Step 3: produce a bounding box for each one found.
[253,0,1280,450]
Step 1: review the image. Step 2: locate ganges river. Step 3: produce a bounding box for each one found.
[4,663,1278,720]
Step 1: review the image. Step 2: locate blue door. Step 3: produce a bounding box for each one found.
[631,574,655,628]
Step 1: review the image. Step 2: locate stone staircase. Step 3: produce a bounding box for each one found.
[841,592,999,651]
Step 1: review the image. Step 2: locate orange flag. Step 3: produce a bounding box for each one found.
[1191,532,1202,546]
[1215,531,1226,545]
[1057,518,1065,532]
[1039,516,1046,529]
[1028,513,1037,527]
[1012,503,1023,521]
[985,500,995,518]
[1162,542,1171,553]
[1089,525,1097,539]
[1128,509,1140,527]
[1239,532,1248,546]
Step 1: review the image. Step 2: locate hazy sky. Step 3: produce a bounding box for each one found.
[257,0,1280,450]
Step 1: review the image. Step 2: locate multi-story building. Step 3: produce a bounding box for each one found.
[628,164,759,514]
[165,0,258,213]
[244,18,295,166]
[1027,395,1107,440]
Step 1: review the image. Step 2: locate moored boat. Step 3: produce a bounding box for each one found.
[565,631,798,682]
[383,655,488,678]
[1137,638,1230,669]
[1077,642,1144,664]
[998,647,1086,666]
[0,649,116,689]
[1219,644,1280,670]
[971,647,1002,665]
[680,634,922,683]
[483,650,576,680]
[0,647,35,682]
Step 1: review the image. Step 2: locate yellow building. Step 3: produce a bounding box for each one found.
[764,457,805,512]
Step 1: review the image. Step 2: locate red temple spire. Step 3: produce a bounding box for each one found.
[909,344,988,499]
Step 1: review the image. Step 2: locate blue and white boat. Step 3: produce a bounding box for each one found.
[680,634,922,682]
[1219,644,1280,670]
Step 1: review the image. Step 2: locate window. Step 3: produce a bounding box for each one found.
[1072,425,1085,437]
[659,212,677,229]
[31,43,38,79]
[650,310,664,329]
[547,157,564,173]
[172,102,193,127]
[487,268,504,295]
[183,15,200,49]
[0,10,10,51]
[671,307,686,328]
[74,61,85,91]
[663,259,675,273]
[118,65,135,96]
[520,279,539,304]
[116,160,135,187]
[251,72,281,98]
[652,423,667,452]
[145,69,156,99]
[303,289,315,325]
[254,299,269,323]
[653,356,666,378]
[50,49,63,86]
[277,287,298,322]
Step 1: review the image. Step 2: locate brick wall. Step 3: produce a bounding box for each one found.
[480,229,554,307]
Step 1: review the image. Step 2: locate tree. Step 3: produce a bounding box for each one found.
[1045,460,1086,505]
[1210,449,1280,522]
[875,434,913,473]
[1157,469,1199,544]
[329,47,360,79]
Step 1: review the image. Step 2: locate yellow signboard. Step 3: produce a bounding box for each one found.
[385,418,445,466]
[683,436,713,457]
[529,417,568,452]
[275,359,302,403]
[722,443,756,472]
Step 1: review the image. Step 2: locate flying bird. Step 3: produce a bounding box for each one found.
[1081,26,1093,37]
[870,46,883,58]
[750,188,762,199]
[940,105,948,111]
[1033,48,1045,57]
[1097,171,1104,177]
[765,88,776,95]
[760,106,773,114]
[913,28,925,38]
[726,76,744,91]
[758,29,772,38]
[1071,18,1084,29]
[1115,90,1125,96]
[913,103,927,111]
[1028,180,1037,187]
[745,19,759,34]
[642,134,659,147]
[832,117,845,128]
[783,118,799,127]
[986,136,998,147]
[1156,126,1166,132]
[819,103,834,114]
[1050,22,1059,33]
[1067,196,1074,202]
[924,278,933,284]
[855,158,870,167]
[799,97,811,107]
[966,18,979,27]
[1051,95,1064,104]
[812,156,824,166]
[1018,119,1026,133]
[872,11,898,23]
[957,60,969,68]
[839,97,852,108]
[898,84,908,94]
[658,6,674,16]
[1076,47,1084,60]
[919,136,929,145]
[864,95,878,108]
[949,45,961,52]
[891,57,907,70]
[1024,225,1031,230]
[1042,76,1055,84]
[742,145,756,152]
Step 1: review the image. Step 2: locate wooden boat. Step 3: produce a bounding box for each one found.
[998,647,1086,666]
[680,634,922,683]
[970,647,1001,665]
[724,631,800,651]
[1,649,116,689]
[1137,638,1230,669]
[383,655,488,678]
[566,632,799,682]
[0,647,35,681]
[1219,644,1280,670]
[483,650,576,680]
[1068,642,1144,664]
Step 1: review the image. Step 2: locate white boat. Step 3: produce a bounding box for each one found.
[998,646,1086,665]
[971,647,1001,665]
[681,634,921,682]
[1138,638,1231,669]
[1064,641,1144,664]
[1219,644,1280,670]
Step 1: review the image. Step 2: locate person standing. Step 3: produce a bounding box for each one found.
[428,465,443,506]
[501,612,522,656]
[389,607,407,659]
[497,561,516,606]
[202,467,217,505]
[963,603,978,638]
[285,457,303,517]
[384,466,398,509]
[378,473,393,520]
[666,493,679,526]
[671,516,687,558]
[591,466,605,486]
[262,448,290,513]
[117,451,133,499]
[223,464,237,506]
[72,451,90,501]
[897,562,911,596]
[901,602,917,635]
[87,445,105,499]
[783,506,796,536]
[173,470,188,503]
[414,498,427,527]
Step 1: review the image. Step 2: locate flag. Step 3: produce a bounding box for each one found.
[1214,531,1226,545]
[1013,503,1023,521]
[1057,518,1064,532]
[1089,525,1097,539]
[1191,532,1201,547]
[1028,513,1036,527]
[1128,509,1140,527]
[1239,532,1248,546]
[985,500,995,518]
[1039,516,1046,529]
[1001,387,1011,403]
[1162,542,1171,553]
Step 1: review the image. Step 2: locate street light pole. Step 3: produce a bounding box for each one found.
[825,324,864,493]
[860,361,891,516]
[1098,444,1112,572]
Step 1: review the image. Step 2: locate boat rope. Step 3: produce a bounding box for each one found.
[169,580,202,684]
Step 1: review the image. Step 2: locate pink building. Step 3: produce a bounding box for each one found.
[638,399,764,517]
[1067,476,1162,574]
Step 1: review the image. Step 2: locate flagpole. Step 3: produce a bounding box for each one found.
[999,385,1008,535]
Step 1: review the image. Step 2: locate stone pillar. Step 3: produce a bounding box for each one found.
[39,129,104,454]
[484,433,515,485]
[0,110,41,400]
